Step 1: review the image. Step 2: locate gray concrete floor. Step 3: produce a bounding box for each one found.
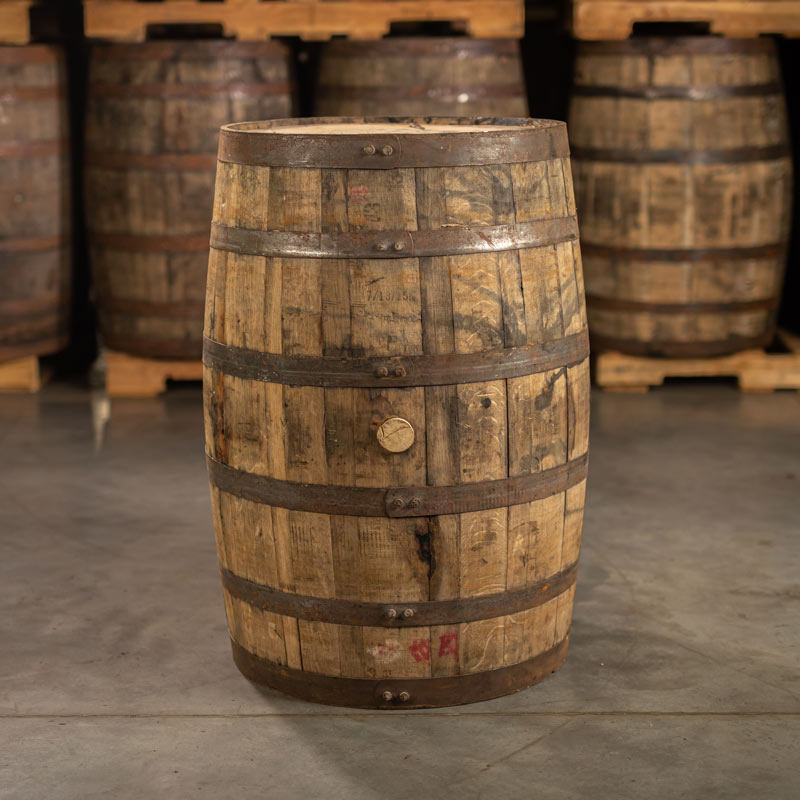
[1,380,798,799]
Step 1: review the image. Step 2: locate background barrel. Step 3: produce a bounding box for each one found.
[569,38,793,357]
[85,40,293,360]
[0,45,71,362]
[204,117,589,709]
[314,38,528,117]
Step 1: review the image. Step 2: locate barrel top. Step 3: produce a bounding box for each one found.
[90,39,289,61]
[577,37,775,56]
[218,116,569,169]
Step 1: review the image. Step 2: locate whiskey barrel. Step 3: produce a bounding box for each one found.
[569,38,793,356]
[204,117,590,708]
[85,40,293,359]
[0,46,71,362]
[314,38,528,117]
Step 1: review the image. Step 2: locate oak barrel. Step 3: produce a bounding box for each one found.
[315,38,528,117]
[0,45,71,362]
[569,38,793,357]
[204,117,590,708]
[85,40,293,359]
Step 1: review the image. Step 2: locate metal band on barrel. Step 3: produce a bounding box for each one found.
[0,234,68,252]
[577,38,774,56]
[86,152,218,170]
[0,139,67,158]
[89,81,292,99]
[570,143,789,164]
[218,117,570,169]
[590,331,775,358]
[210,217,578,259]
[230,635,569,709]
[90,232,209,252]
[100,335,202,360]
[206,450,588,518]
[581,242,785,262]
[203,330,589,388]
[318,84,526,101]
[222,562,577,628]
[585,295,779,314]
[571,82,782,99]
[99,297,205,320]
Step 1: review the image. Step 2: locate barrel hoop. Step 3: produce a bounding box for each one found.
[0,86,65,102]
[0,335,68,362]
[585,295,779,314]
[86,152,218,171]
[570,144,789,164]
[210,217,578,260]
[590,331,775,358]
[0,139,66,159]
[222,562,577,628]
[0,46,62,65]
[91,41,289,61]
[317,84,526,101]
[91,232,209,253]
[0,297,69,319]
[89,81,293,99]
[571,82,782,100]
[230,634,569,709]
[577,38,774,56]
[218,117,569,169]
[100,335,202,360]
[0,234,67,253]
[581,242,785,262]
[206,450,589,518]
[203,330,589,388]
[324,38,521,57]
[99,297,206,320]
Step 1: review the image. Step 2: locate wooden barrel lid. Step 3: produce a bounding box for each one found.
[218,116,569,169]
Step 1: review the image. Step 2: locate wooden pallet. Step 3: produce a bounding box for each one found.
[0,1,32,44]
[83,0,524,41]
[572,0,800,40]
[105,350,202,398]
[595,330,800,393]
[0,355,50,393]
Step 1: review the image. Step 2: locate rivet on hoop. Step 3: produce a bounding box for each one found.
[381,691,394,701]
[381,145,394,156]
[402,608,415,618]
[386,608,397,619]
[407,497,421,509]
[394,366,406,378]
[376,366,389,378]
[376,242,388,251]
[362,144,376,155]
[398,692,410,702]
[390,497,405,510]
[393,241,405,251]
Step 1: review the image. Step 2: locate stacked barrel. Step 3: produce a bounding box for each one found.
[569,37,793,357]
[0,45,71,363]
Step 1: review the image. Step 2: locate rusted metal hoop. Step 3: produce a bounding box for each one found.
[90,232,209,253]
[570,144,789,164]
[218,116,569,169]
[222,562,577,628]
[230,635,570,709]
[585,295,779,314]
[206,450,589,518]
[203,330,589,388]
[571,82,782,100]
[210,217,578,259]
[581,243,785,262]
[590,330,775,358]
[89,82,293,99]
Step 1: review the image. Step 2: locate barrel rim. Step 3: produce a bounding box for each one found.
[218,116,569,169]
[321,36,521,56]
[576,37,775,56]
[89,39,290,61]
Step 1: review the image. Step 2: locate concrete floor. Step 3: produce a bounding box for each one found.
[1,380,798,799]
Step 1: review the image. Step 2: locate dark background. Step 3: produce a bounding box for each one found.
[28,0,800,376]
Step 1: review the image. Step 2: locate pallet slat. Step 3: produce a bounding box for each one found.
[0,1,32,44]
[0,356,46,393]
[573,1,800,40]
[595,331,800,392]
[84,0,524,41]
[105,351,202,398]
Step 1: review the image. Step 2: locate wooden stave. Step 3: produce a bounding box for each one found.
[569,37,793,357]
[314,37,528,118]
[85,40,293,360]
[0,45,71,361]
[204,119,589,707]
